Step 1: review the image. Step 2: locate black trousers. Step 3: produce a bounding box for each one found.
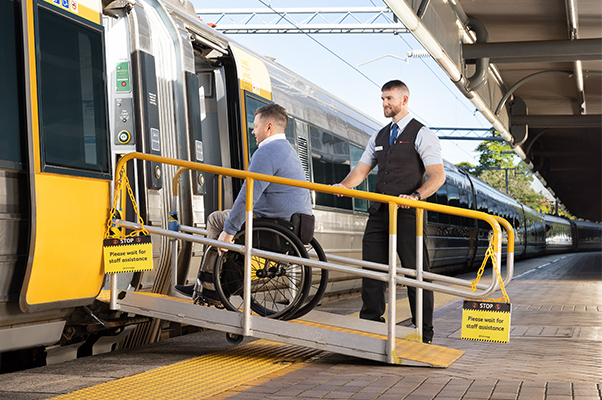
[360,205,434,340]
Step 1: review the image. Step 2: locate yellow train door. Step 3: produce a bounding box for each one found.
[19,0,110,312]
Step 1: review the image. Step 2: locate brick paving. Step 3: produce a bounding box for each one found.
[213,252,602,399]
[0,253,599,400]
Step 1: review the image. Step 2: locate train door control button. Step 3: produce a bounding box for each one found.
[118,130,132,144]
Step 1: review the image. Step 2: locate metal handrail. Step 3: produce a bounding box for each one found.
[169,161,513,287]
[110,152,513,363]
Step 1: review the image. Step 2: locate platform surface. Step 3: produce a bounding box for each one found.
[0,252,600,399]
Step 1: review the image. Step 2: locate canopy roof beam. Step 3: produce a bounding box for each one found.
[463,38,602,63]
[511,115,602,128]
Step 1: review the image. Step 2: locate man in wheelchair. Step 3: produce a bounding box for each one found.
[174,103,313,306]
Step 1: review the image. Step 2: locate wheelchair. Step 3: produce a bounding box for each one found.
[204,218,328,321]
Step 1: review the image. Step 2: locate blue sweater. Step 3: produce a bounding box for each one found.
[223,138,312,235]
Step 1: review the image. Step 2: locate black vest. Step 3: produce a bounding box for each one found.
[373,119,425,208]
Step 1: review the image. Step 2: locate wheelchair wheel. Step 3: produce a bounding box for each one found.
[213,221,311,320]
[289,237,329,319]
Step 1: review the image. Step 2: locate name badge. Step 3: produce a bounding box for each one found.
[375,146,383,151]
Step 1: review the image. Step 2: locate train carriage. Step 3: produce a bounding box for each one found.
[545,214,573,254]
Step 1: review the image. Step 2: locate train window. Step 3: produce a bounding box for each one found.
[0,0,26,170]
[350,144,368,212]
[460,189,472,226]
[448,185,460,207]
[459,189,469,209]
[427,204,438,223]
[367,168,377,193]
[427,188,438,223]
[197,71,214,98]
[38,7,109,177]
[285,119,295,147]
[435,184,449,224]
[310,127,352,210]
[448,185,462,225]
[476,195,486,213]
[244,95,268,158]
[435,184,447,205]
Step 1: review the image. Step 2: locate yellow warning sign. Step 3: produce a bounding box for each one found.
[461,300,511,343]
[103,236,153,273]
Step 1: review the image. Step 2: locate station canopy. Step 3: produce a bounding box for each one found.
[384,0,601,222]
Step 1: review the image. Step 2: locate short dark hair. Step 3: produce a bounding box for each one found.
[381,80,409,95]
[254,103,288,130]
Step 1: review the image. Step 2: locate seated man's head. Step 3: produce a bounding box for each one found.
[252,103,288,145]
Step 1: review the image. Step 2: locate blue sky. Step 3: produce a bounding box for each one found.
[192,0,494,166]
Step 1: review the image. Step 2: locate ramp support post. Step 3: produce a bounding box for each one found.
[387,203,398,364]
[243,178,254,336]
[416,209,424,341]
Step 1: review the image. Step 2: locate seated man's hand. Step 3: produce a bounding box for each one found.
[217,231,235,256]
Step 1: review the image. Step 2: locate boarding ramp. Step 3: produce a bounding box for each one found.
[103,152,514,366]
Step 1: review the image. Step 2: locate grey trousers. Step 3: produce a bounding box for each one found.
[206,210,231,239]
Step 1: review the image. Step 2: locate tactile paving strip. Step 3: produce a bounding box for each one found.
[51,340,322,400]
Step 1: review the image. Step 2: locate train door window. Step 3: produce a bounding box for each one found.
[0,0,26,170]
[197,70,214,98]
[310,126,351,210]
[244,94,268,158]
[436,183,449,224]
[350,144,368,212]
[37,6,109,177]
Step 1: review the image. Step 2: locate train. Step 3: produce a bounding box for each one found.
[1,0,600,372]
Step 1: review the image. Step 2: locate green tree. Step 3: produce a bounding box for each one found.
[474,139,514,171]
[455,161,476,174]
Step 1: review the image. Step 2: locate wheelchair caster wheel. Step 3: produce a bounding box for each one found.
[226,333,243,344]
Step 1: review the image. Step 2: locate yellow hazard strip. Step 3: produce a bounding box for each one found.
[291,319,462,368]
[51,341,322,400]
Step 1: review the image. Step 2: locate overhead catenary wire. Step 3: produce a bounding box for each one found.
[397,33,487,129]
[252,0,486,151]
[256,0,381,88]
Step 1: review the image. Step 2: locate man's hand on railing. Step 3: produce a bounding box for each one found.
[217,231,235,256]
[397,193,419,209]
[332,183,348,197]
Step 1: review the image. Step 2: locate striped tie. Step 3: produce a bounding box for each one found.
[389,123,398,146]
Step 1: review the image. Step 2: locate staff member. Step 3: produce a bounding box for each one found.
[334,80,445,343]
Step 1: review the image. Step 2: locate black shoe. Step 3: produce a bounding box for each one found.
[174,284,195,297]
[422,328,433,344]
